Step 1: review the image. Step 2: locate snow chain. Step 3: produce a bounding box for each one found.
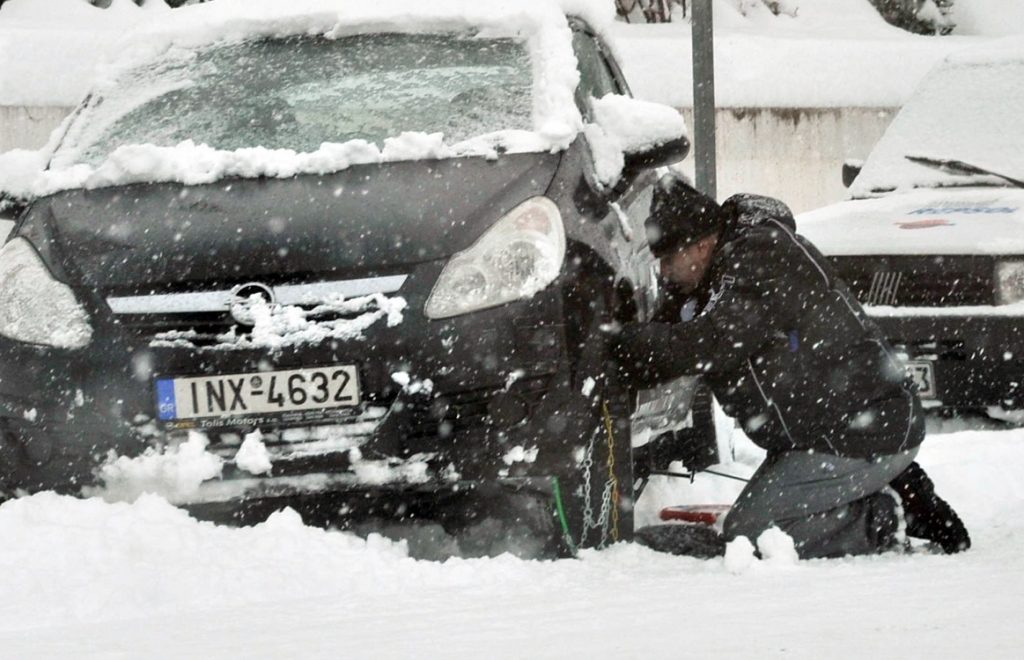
[602,400,622,543]
[579,399,622,548]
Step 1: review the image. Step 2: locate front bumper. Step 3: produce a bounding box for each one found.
[868,309,1024,409]
[0,288,594,501]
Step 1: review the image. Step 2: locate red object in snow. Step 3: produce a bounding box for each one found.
[659,504,731,525]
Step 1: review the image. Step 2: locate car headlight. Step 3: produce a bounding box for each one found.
[995,260,1024,305]
[0,238,92,348]
[425,197,566,319]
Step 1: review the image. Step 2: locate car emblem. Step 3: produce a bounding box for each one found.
[228,282,276,325]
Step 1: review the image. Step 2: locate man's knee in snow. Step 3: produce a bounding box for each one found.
[722,505,768,542]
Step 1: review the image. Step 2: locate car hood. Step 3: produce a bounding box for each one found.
[797,188,1024,256]
[26,152,561,290]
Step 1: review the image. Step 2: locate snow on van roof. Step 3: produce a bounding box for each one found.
[1,0,618,197]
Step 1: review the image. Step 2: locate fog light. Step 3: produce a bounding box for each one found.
[488,391,530,428]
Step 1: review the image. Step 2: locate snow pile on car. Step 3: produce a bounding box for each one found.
[0,0,623,198]
[147,292,407,352]
[849,38,1024,197]
[585,93,688,184]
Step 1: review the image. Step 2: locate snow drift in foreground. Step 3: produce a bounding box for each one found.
[0,426,1021,658]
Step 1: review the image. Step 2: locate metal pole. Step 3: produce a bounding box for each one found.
[691,0,717,199]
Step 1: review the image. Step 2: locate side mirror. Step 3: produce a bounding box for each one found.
[0,195,24,243]
[587,94,690,188]
[0,192,28,223]
[0,148,46,225]
[623,135,690,179]
[842,159,863,188]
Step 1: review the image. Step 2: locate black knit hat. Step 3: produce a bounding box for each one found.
[644,173,722,257]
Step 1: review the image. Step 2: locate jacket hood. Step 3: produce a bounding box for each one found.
[719,194,797,240]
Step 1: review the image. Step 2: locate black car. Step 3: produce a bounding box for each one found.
[0,4,696,557]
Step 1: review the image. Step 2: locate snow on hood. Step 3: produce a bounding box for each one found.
[0,0,616,198]
[797,188,1024,256]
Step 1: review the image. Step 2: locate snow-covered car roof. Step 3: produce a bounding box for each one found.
[849,37,1024,198]
[1,0,618,198]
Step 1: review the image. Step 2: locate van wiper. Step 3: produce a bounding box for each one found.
[906,155,1024,189]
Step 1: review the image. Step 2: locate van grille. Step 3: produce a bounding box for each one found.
[829,256,995,307]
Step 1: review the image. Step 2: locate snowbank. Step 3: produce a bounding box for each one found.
[1,0,1014,111]
[0,0,167,106]
[951,0,1024,37]
[0,424,1022,658]
[612,23,980,108]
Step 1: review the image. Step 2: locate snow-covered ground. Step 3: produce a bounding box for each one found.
[1,422,1021,659]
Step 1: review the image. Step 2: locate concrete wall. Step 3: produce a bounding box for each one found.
[0,105,897,213]
[0,105,71,152]
[673,107,897,213]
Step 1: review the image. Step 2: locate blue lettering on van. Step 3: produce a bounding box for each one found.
[909,206,1018,215]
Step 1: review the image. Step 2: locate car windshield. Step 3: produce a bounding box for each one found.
[850,54,1024,198]
[54,32,534,166]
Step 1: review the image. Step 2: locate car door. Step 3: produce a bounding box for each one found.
[570,24,702,444]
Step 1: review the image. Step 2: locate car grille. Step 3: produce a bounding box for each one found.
[106,275,406,346]
[116,304,379,346]
[829,256,996,306]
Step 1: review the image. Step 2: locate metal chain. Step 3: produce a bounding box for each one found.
[598,478,614,546]
[580,425,598,537]
[602,400,621,542]
[579,401,622,549]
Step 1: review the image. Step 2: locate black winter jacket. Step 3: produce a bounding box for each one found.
[613,195,924,459]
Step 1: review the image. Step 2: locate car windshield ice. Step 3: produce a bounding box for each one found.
[54,32,534,166]
[850,55,1024,198]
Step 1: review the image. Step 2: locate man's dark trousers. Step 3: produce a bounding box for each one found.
[723,447,918,558]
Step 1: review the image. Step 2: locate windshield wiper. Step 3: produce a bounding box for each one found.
[905,155,1024,189]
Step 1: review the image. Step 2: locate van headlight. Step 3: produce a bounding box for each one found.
[995,260,1024,305]
[425,197,566,319]
[0,238,92,348]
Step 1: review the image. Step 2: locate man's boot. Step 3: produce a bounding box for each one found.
[889,462,970,553]
[867,489,905,553]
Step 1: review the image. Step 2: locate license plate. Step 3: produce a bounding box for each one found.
[156,365,360,426]
[906,360,937,399]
